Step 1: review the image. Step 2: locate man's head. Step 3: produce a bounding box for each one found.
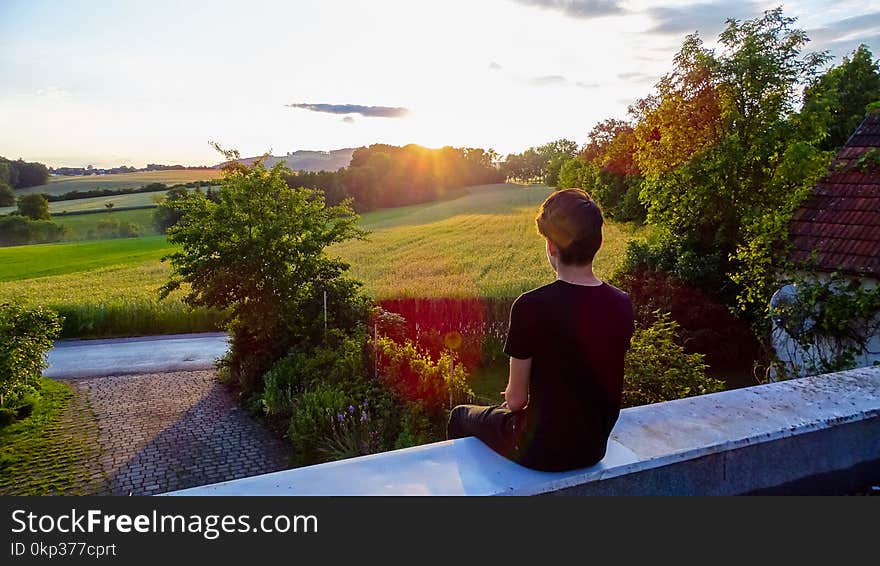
[535,188,603,267]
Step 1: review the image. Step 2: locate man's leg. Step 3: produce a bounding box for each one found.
[447,404,519,457]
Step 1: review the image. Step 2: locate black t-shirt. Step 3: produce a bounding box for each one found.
[503,280,634,471]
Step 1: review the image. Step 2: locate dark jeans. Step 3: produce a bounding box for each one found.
[447,404,526,460]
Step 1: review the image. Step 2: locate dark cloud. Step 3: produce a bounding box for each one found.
[286,103,409,118]
[489,61,503,70]
[576,81,600,88]
[807,12,880,54]
[529,74,567,86]
[645,2,761,37]
[511,0,623,19]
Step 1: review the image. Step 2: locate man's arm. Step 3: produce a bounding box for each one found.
[502,356,531,411]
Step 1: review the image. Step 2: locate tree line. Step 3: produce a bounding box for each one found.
[283,144,505,212]
[0,157,50,206]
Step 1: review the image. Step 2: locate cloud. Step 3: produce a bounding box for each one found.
[32,86,72,99]
[645,2,761,37]
[618,72,657,83]
[341,116,355,124]
[511,0,623,19]
[576,81,600,88]
[529,74,567,86]
[286,102,409,118]
[489,61,503,70]
[807,12,880,51]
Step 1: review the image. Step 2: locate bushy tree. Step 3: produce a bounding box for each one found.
[630,8,832,322]
[17,193,50,220]
[0,182,14,207]
[801,44,880,150]
[161,152,369,391]
[0,303,63,408]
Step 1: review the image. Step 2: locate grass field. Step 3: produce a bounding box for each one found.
[333,183,647,298]
[53,208,160,240]
[15,169,221,197]
[0,183,649,337]
[1,188,197,215]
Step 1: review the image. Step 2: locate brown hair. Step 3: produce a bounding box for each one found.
[535,188,603,265]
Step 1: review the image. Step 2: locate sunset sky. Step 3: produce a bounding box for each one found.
[1,0,878,167]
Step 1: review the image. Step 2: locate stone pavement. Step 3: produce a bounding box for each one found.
[68,370,293,495]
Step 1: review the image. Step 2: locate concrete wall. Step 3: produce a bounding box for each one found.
[165,365,880,496]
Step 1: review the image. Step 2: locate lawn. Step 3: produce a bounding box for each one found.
[15,169,221,197]
[0,378,103,495]
[0,235,170,282]
[0,183,648,337]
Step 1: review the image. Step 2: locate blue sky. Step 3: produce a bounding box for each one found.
[1,0,877,167]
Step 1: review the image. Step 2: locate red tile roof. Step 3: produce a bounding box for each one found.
[789,112,880,278]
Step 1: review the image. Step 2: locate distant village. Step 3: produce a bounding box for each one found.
[49,163,214,176]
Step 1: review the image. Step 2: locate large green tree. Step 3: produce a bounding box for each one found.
[161,152,368,390]
[801,44,880,150]
[17,194,50,220]
[631,8,833,323]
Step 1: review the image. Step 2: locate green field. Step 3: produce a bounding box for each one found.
[15,169,221,197]
[0,183,649,337]
[53,208,160,240]
[333,183,645,298]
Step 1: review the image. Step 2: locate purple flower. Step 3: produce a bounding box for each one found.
[337,413,345,423]
[361,412,369,422]
[348,405,355,414]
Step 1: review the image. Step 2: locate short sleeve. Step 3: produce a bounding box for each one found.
[504,295,536,360]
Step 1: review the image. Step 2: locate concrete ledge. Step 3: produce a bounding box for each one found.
[165,365,880,496]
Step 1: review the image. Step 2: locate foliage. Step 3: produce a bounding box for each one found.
[771,273,880,377]
[0,157,49,189]
[0,183,14,207]
[261,329,369,417]
[89,218,142,239]
[500,139,579,185]
[557,120,647,222]
[801,44,880,150]
[152,186,191,232]
[287,383,352,465]
[611,261,760,369]
[0,303,63,408]
[622,312,723,407]
[17,194,50,220]
[376,336,472,441]
[161,152,369,391]
[622,8,834,328]
[0,215,66,247]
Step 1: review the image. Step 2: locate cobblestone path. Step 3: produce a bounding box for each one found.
[1,371,293,496]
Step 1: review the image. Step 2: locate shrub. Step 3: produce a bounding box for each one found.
[0,183,14,207]
[623,313,724,407]
[261,329,369,417]
[287,384,350,465]
[89,218,142,239]
[376,337,473,442]
[612,263,760,369]
[17,193,50,220]
[0,303,63,409]
[0,215,65,246]
[161,151,368,393]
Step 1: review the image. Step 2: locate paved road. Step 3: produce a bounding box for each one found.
[45,332,230,379]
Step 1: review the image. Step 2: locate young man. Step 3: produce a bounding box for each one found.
[447,188,634,472]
